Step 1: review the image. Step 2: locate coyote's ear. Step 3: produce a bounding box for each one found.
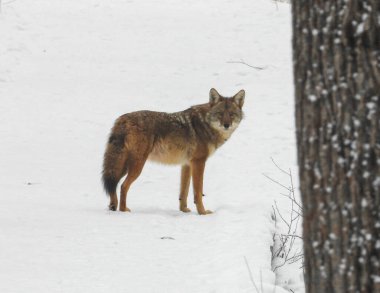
[209,88,221,106]
[233,89,245,108]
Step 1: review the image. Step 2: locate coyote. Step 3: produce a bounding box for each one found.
[102,88,245,215]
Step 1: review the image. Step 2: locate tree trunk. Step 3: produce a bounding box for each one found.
[292,1,380,292]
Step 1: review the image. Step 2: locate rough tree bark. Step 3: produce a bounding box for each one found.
[292,1,380,292]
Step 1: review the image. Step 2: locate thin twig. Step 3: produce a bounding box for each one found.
[289,169,298,204]
[274,201,290,229]
[270,157,291,176]
[227,59,266,70]
[244,256,260,293]
[279,193,303,213]
[288,253,304,265]
[263,173,291,192]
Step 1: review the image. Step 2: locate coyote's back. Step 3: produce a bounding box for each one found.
[102,88,245,215]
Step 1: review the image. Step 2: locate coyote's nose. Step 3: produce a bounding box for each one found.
[224,123,230,129]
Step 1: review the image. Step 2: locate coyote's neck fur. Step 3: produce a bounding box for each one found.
[147,103,238,165]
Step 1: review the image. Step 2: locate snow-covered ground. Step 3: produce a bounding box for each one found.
[0,0,303,292]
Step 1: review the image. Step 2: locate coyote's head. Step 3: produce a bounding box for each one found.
[206,88,245,135]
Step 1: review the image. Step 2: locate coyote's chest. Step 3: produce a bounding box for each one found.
[148,140,190,165]
[148,136,224,165]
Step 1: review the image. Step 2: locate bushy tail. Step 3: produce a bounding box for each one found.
[102,170,119,196]
[102,135,127,196]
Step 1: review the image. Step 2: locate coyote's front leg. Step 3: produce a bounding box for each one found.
[191,159,212,215]
[179,165,191,213]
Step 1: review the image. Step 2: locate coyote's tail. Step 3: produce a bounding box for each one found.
[102,133,127,196]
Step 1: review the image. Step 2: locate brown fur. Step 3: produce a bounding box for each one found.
[102,88,245,215]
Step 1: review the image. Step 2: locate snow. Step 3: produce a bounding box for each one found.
[308,95,317,102]
[0,0,302,292]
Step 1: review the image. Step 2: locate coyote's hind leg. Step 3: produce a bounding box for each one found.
[119,158,147,212]
[109,193,118,211]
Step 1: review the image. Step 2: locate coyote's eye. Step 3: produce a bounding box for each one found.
[229,113,235,118]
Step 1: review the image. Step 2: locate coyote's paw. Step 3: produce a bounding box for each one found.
[109,204,117,211]
[198,210,213,215]
[119,206,131,212]
[180,207,191,213]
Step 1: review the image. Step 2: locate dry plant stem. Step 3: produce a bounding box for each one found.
[267,158,304,271]
[272,197,302,270]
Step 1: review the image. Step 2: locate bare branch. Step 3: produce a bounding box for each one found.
[268,159,304,273]
[281,234,303,240]
[270,157,291,176]
[263,173,292,192]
